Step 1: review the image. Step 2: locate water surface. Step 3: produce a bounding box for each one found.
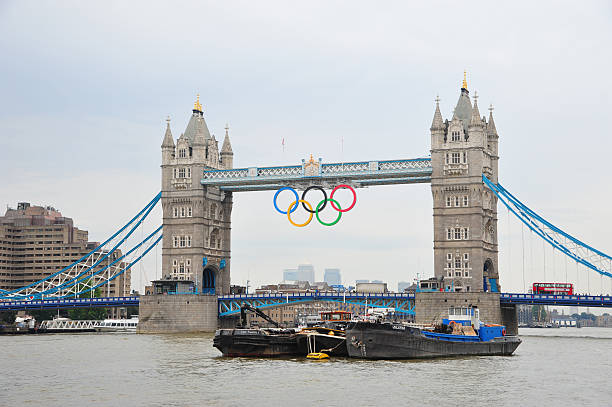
[1,328,611,406]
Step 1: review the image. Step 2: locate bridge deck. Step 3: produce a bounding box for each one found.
[201,158,432,191]
[0,296,139,311]
[2,293,611,312]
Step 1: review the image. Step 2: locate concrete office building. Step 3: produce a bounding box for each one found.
[0,202,130,297]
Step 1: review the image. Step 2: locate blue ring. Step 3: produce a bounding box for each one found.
[273,187,299,214]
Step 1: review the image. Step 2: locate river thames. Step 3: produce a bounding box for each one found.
[2,328,611,406]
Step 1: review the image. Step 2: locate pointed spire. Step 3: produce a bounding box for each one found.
[470,91,482,126]
[193,116,206,146]
[487,104,497,135]
[430,95,444,130]
[161,116,175,148]
[221,123,233,154]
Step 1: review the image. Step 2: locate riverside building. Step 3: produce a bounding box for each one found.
[0,202,130,297]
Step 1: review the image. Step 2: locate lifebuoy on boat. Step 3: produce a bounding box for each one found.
[502,328,506,336]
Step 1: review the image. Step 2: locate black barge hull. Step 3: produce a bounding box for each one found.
[296,333,348,357]
[213,329,300,357]
[346,322,521,359]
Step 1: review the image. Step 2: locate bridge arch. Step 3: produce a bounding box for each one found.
[202,265,218,295]
[483,258,498,292]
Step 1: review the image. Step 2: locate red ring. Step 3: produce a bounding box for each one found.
[330,184,357,212]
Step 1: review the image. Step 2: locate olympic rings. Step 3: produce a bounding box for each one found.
[287,200,313,227]
[301,186,327,213]
[316,198,342,226]
[274,185,357,227]
[330,184,357,212]
[273,187,299,214]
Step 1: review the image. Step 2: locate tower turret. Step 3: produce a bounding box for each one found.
[220,124,234,169]
[161,117,175,164]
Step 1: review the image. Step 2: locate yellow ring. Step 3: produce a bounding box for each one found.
[287,200,313,227]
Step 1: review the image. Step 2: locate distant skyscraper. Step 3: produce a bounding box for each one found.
[324,269,341,286]
[297,264,315,284]
[283,269,299,282]
[398,281,411,292]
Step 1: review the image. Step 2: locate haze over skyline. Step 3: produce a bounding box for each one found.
[1,1,611,293]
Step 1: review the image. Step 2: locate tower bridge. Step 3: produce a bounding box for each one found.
[2,75,611,333]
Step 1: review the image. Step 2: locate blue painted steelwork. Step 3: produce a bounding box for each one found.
[0,296,140,311]
[217,292,416,317]
[483,175,612,279]
[201,158,432,192]
[500,293,612,307]
[3,292,612,312]
[0,193,162,300]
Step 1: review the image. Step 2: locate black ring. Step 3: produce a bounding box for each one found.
[301,186,327,213]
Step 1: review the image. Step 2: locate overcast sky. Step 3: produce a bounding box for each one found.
[1,1,611,294]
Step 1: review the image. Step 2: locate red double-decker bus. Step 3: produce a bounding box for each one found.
[532,282,574,295]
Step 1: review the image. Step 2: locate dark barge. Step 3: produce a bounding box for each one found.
[346,306,521,359]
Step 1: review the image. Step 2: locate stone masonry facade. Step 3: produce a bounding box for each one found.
[160,97,234,295]
[430,76,500,293]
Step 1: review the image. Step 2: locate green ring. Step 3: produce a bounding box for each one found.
[316,198,342,226]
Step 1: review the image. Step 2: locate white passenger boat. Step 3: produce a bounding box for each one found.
[95,316,138,332]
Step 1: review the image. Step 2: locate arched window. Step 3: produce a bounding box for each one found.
[210,203,217,219]
[210,229,220,249]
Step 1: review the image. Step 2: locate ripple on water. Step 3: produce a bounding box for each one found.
[1,329,611,407]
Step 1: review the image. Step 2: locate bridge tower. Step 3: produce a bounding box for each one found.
[160,96,234,295]
[430,73,500,292]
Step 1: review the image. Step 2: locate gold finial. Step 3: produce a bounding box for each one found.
[489,103,494,113]
[308,154,315,164]
[462,70,468,90]
[166,115,171,124]
[225,123,229,136]
[435,94,440,104]
[194,94,203,112]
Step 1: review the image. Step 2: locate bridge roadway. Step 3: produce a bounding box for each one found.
[2,293,612,313]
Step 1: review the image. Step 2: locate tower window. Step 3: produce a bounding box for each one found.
[462,152,467,163]
[451,131,461,142]
[178,149,186,158]
[463,195,469,206]
[446,196,452,207]
[187,207,192,217]
[454,196,460,207]
[451,152,461,164]
[173,207,178,218]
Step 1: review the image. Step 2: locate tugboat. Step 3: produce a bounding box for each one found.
[213,305,301,357]
[296,311,352,357]
[346,306,521,359]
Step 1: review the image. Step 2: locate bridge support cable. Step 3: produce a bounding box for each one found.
[483,176,612,282]
[74,232,163,297]
[56,226,163,298]
[0,193,162,300]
